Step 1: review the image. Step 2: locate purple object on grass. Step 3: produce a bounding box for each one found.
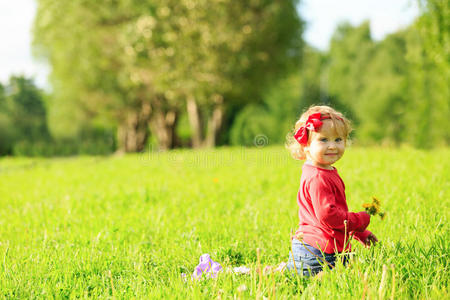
[192,254,222,279]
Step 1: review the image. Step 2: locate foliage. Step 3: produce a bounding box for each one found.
[327,21,375,113]
[0,75,115,157]
[0,147,447,297]
[402,0,450,147]
[230,46,349,147]
[12,126,115,157]
[33,0,304,150]
[0,83,15,154]
[33,0,149,150]
[8,0,448,153]
[229,104,275,146]
[0,76,50,155]
[323,7,449,147]
[356,31,409,144]
[7,76,50,142]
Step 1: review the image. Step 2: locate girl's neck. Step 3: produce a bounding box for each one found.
[305,160,335,170]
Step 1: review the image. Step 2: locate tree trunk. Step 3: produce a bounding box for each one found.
[186,95,224,148]
[116,100,151,153]
[186,96,203,148]
[205,95,224,148]
[149,96,179,151]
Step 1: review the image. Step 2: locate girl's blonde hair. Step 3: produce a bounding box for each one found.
[286,105,353,160]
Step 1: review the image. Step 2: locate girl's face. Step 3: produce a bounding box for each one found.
[304,120,346,170]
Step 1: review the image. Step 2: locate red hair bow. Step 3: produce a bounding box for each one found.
[294,113,330,146]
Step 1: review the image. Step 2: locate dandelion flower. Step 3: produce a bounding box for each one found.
[362,196,386,220]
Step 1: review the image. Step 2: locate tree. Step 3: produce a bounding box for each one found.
[7,76,50,142]
[403,0,449,147]
[0,76,49,155]
[357,32,409,144]
[0,82,14,155]
[230,46,327,146]
[173,0,303,148]
[102,0,304,148]
[324,11,448,147]
[33,0,303,151]
[34,0,155,152]
[326,21,375,124]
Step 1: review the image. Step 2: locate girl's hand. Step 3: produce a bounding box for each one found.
[364,233,378,248]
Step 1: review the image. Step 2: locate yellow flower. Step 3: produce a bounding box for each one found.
[362,196,386,220]
[372,196,381,206]
[362,202,379,215]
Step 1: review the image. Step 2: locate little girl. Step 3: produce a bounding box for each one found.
[286,105,378,276]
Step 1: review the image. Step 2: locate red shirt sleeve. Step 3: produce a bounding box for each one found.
[353,230,372,245]
[308,174,370,232]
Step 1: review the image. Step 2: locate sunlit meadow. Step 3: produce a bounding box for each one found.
[0,146,448,298]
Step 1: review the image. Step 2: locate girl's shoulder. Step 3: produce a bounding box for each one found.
[302,163,338,177]
[301,164,341,186]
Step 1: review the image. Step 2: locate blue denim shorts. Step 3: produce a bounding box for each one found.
[287,239,346,276]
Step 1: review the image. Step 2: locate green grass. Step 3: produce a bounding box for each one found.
[0,146,448,299]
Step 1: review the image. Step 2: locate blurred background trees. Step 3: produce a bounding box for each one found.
[0,0,448,156]
[31,0,303,153]
[0,76,49,155]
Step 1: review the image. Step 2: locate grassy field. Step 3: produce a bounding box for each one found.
[0,146,448,299]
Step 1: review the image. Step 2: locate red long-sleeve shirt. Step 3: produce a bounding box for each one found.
[296,163,371,254]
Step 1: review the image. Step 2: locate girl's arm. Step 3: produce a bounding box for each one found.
[308,175,370,232]
[353,230,371,244]
[354,231,378,247]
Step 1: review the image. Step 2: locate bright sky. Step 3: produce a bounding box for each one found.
[0,0,419,89]
[0,0,49,88]
[299,0,419,49]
